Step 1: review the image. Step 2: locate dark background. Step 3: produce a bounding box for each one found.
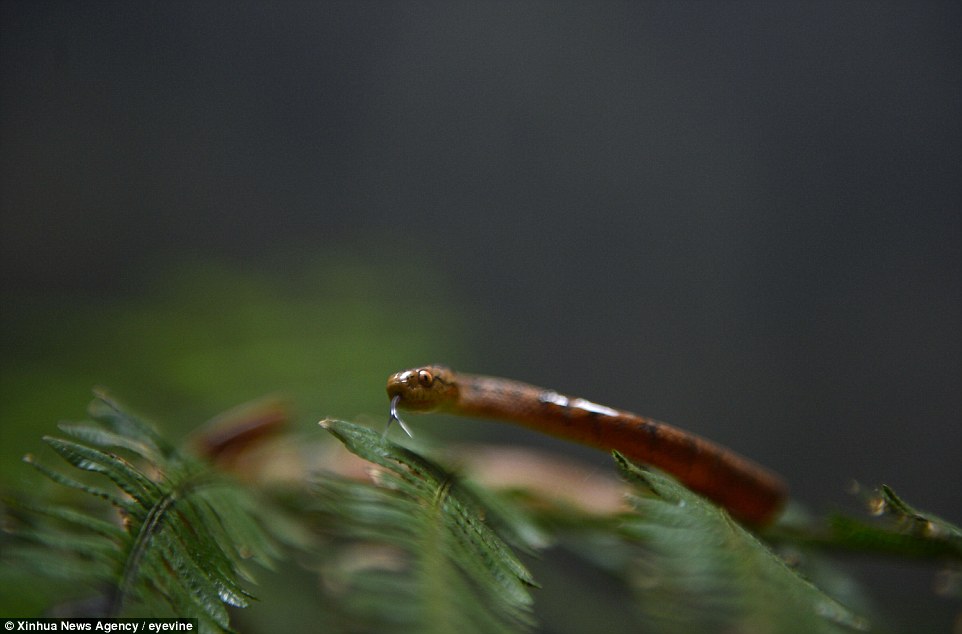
[1,2,959,630]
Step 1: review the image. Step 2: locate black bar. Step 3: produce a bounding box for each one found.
[2,619,198,633]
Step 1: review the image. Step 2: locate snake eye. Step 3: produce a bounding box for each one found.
[417,369,434,387]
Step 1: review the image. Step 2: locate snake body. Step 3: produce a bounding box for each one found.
[387,365,787,527]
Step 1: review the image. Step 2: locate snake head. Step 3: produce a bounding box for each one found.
[386,365,458,412]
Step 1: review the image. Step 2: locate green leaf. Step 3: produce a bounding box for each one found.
[317,418,538,634]
[877,485,962,555]
[42,436,161,504]
[8,392,284,633]
[88,389,173,458]
[614,453,870,634]
[812,514,962,562]
[23,453,132,509]
[5,498,126,543]
[767,486,962,566]
[57,422,164,465]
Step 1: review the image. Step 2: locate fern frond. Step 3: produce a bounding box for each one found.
[9,392,283,633]
[42,436,162,506]
[315,419,539,634]
[613,453,870,634]
[88,388,175,458]
[8,499,127,541]
[876,485,962,555]
[763,484,962,567]
[56,422,165,465]
[22,453,131,508]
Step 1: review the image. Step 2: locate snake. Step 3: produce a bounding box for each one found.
[386,364,787,527]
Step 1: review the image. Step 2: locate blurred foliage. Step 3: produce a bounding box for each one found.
[613,454,869,634]
[0,254,464,619]
[0,254,465,484]
[3,390,961,632]
[311,419,539,633]
[5,393,288,632]
[2,257,960,632]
